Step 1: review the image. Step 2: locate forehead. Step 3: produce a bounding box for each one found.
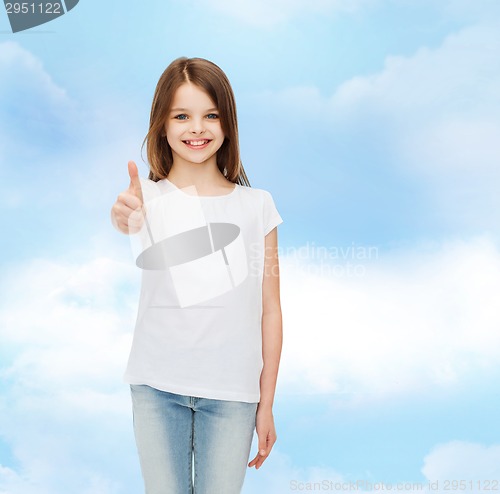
[170,82,216,109]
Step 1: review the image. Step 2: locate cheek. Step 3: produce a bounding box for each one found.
[215,123,225,139]
[215,139,225,153]
[165,133,178,151]
[165,126,180,143]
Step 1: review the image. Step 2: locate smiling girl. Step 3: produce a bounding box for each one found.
[110,57,284,493]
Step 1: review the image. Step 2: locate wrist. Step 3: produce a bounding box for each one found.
[257,401,274,413]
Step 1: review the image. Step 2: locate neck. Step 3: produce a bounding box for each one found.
[167,159,231,193]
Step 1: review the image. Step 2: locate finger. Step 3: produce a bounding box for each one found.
[256,447,268,469]
[248,454,266,469]
[248,453,260,467]
[128,160,144,203]
[258,437,268,459]
[114,197,145,230]
[128,209,145,228]
[253,455,267,469]
[248,443,269,469]
[117,190,143,211]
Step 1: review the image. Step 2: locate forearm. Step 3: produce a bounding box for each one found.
[258,309,283,411]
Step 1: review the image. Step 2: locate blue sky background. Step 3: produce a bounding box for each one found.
[1,1,500,492]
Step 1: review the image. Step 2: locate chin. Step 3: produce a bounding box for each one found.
[182,155,214,165]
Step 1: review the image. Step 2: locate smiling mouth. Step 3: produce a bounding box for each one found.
[183,139,212,147]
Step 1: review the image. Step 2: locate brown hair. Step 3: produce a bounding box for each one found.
[141,57,251,186]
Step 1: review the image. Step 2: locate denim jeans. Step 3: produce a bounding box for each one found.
[130,384,258,494]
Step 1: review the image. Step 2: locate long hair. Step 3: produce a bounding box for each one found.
[141,57,251,186]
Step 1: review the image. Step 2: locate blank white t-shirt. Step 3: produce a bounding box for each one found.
[123,177,283,403]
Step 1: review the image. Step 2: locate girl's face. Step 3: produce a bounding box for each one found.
[165,82,225,168]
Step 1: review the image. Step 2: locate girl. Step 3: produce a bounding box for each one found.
[110,57,283,494]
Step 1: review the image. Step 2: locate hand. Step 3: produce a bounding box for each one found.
[248,407,277,470]
[110,160,145,234]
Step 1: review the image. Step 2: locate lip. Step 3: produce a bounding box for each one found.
[183,139,212,150]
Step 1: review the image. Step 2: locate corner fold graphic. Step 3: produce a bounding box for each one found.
[63,0,79,12]
[4,0,80,33]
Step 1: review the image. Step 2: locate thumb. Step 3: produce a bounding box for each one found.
[128,160,143,203]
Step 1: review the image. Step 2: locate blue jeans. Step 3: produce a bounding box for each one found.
[130,384,258,494]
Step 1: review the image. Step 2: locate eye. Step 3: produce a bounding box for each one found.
[206,113,219,119]
[174,114,188,120]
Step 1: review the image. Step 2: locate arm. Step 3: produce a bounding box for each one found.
[248,226,283,470]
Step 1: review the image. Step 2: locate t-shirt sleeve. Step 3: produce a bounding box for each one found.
[262,190,284,236]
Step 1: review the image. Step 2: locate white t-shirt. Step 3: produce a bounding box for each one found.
[123,177,283,403]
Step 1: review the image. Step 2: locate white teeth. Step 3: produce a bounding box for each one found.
[185,140,209,146]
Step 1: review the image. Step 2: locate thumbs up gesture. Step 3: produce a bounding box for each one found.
[111,161,146,234]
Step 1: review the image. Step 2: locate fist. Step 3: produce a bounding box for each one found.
[111,160,145,234]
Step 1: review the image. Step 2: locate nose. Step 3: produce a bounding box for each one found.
[189,117,205,135]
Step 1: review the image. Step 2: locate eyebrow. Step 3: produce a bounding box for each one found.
[170,107,219,112]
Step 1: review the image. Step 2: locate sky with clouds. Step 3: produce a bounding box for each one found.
[1,1,500,493]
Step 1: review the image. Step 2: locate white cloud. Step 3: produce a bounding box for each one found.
[1,232,500,490]
[180,0,377,28]
[0,41,145,215]
[278,234,500,400]
[0,256,138,390]
[265,21,500,156]
[190,0,500,29]
[253,21,500,231]
[364,22,500,229]
[244,448,344,494]
[243,440,500,493]
[422,441,500,485]
[0,254,142,493]
[0,41,77,163]
[0,41,70,106]
[352,22,500,178]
